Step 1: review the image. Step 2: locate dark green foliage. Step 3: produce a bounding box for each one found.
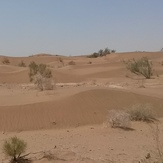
[111,49,116,53]
[88,47,114,58]
[89,52,99,58]
[103,48,111,55]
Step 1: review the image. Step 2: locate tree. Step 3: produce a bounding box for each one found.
[103,48,111,55]
[126,57,153,79]
[111,50,116,53]
[98,49,104,57]
[88,47,114,58]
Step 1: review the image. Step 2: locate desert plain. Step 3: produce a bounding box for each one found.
[0,52,163,163]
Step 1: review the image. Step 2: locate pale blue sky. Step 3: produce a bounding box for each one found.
[0,0,163,56]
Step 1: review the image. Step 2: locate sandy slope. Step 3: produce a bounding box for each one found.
[1,121,163,163]
[0,87,163,132]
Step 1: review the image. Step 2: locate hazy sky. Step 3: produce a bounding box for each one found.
[0,0,163,56]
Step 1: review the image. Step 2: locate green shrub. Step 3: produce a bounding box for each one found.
[29,62,52,82]
[3,137,27,162]
[126,57,153,79]
[127,104,155,122]
[29,62,53,91]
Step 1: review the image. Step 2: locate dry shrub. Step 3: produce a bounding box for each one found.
[108,110,131,129]
[43,152,57,161]
[68,61,76,65]
[43,78,55,90]
[18,60,26,67]
[29,62,52,82]
[42,151,66,161]
[33,73,54,91]
[58,57,64,66]
[2,57,10,64]
[127,104,155,122]
[29,62,54,91]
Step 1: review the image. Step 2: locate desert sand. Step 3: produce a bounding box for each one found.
[0,52,163,162]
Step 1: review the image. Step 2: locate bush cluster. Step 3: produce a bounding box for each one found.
[88,48,116,58]
[108,104,156,129]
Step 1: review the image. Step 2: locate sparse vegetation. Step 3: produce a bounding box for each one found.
[58,57,64,66]
[18,60,26,67]
[108,110,131,129]
[88,47,115,58]
[127,104,155,122]
[42,152,59,161]
[3,136,27,163]
[126,57,153,79]
[29,61,53,91]
[2,57,10,64]
[111,49,116,53]
[68,60,76,65]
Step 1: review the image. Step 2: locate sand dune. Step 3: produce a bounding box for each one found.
[1,52,163,83]
[1,52,163,162]
[0,88,163,132]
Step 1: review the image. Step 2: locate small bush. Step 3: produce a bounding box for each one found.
[68,61,76,65]
[29,62,53,91]
[33,74,54,91]
[2,57,10,64]
[126,57,153,79]
[18,60,26,67]
[29,62,52,81]
[108,110,131,129]
[127,104,155,122]
[88,52,99,58]
[111,50,116,53]
[3,136,27,162]
[43,152,57,161]
[58,57,64,66]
